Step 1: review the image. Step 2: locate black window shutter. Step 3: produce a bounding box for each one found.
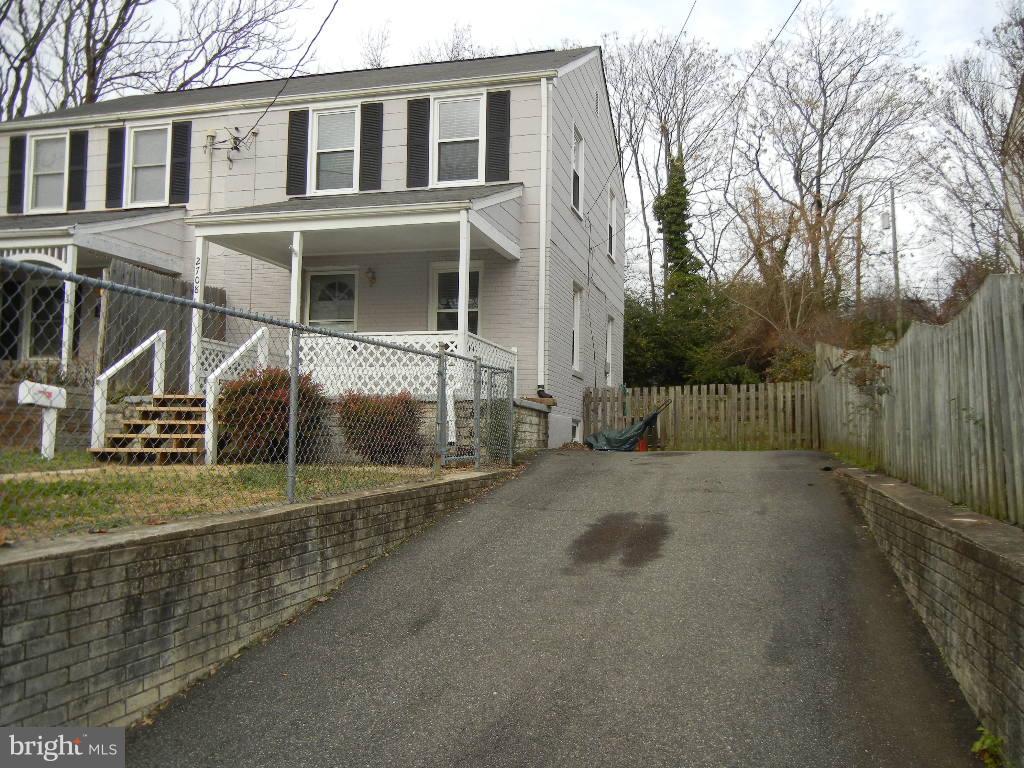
[406,98,430,188]
[359,102,383,191]
[286,109,309,196]
[67,130,89,211]
[169,121,191,204]
[0,279,23,360]
[6,135,26,214]
[105,127,125,208]
[485,90,511,182]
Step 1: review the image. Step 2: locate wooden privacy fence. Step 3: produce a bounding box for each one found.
[816,273,1024,525]
[100,258,226,393]
[583,382,818,451]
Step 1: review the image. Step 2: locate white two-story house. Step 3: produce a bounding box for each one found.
[0,47,624,444]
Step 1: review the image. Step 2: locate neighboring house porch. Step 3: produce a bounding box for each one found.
[0,208,188,377]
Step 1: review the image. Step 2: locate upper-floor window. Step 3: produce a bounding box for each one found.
[435,96,482,184]
[607,188,617,260]
[29,134,68,212]
[314,109,357,192]
[128,125,169,205]
[571,126,585,214]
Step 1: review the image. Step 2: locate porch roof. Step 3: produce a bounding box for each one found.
[0,206,183,235]
[188,183,523,264]
[0,207,187,273]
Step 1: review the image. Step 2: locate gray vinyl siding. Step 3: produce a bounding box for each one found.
[544,54,625,429]
[475,195,522,246]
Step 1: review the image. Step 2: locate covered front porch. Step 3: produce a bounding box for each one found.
[0,208,188,378]
[187,185,524,393]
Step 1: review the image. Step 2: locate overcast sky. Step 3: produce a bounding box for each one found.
[304,0,1001,75]
[298,0,1005,293]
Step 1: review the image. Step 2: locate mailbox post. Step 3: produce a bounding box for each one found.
[17,380,67,460]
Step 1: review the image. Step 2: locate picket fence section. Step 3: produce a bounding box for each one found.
[815,274,1024,525]
[583,382,818,451]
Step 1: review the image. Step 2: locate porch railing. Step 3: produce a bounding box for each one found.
[204,328,270,465]
[90,329,167,450]
[298,331,516,398]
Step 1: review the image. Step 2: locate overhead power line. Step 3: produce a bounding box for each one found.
[591,0,805,257]
[232,0,342,148]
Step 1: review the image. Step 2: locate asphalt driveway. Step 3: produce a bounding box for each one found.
[127,451,978,767]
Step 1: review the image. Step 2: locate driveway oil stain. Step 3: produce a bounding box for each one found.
[567,512,671,571]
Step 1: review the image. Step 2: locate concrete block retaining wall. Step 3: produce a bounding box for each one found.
[838,467,1024,766]
[0,471,504,728]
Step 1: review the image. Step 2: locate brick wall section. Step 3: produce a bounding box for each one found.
[514,400,549,450]
[837,467,1024,766]
[0,471,505,728]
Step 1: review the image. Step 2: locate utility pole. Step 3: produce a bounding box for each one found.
[889,183,902,339]
[855,195,863,314]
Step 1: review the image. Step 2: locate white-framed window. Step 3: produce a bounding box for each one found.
[605,316,614,385]
[21,281,65,359]
[429,261,482,333]
[434,96,484,184]
[127,125,170,206]
[312,108,359,193]
[572,284,583,371]
[571,125,585,214]
[305,271,358,331]
[607,188,617,260]
[28,133,69,213]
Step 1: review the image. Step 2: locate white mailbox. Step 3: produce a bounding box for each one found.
[17,380,68,460]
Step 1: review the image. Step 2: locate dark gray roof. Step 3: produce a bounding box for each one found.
[0,206,182,232]
[6,48,597,127]
[192,184,523,218]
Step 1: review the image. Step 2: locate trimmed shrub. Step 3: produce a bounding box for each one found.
[336,391,426,465]
[216,367,331,463]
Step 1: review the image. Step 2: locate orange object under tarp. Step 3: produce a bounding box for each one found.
[636,437,649,452]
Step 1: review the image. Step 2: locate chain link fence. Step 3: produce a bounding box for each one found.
[0,257,515,537]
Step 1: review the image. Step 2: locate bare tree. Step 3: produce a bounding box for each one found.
[603,32,735,305]
[921,0,1024,273]
[414,24,496,63]
[361,22,390,69]
[0,0,62,118]
[736,5,929,305]
[2,0,306,115]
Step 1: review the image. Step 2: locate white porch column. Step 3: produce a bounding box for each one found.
[188,236,209,395]
[288,232,304,367]
[457,210,470,354]
[289,231,304,323]
[59,245,78,376]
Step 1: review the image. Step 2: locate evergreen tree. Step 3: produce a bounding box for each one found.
[623,152,757,386]
[653,154,700,298]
